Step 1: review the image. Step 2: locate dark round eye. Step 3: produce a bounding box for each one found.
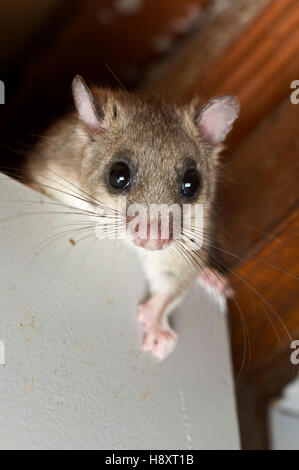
[109,162,131,190]
[181,169,201,197]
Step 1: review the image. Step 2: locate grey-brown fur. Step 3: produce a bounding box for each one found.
[27,89,219,212]
[26,76,239,360]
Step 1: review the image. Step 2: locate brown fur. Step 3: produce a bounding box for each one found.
[26,89,219,214]
[25,79,239,360]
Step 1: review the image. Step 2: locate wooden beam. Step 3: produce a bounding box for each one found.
[144,0,299,149]
[142,0,270,95]
[218,99,299,263]
[212,95,299,382]
[197,0,299,146]
[229,210,299,377]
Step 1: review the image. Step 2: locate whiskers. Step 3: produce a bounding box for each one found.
[0,156,297,376]
[177,224,295,375]
[0,163,124,257]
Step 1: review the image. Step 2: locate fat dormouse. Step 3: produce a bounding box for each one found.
[26,75,239,360]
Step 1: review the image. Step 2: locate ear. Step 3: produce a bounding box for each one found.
[193,95,240,144]
[72,75,106,135]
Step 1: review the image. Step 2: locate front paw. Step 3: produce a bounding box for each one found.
[142,327,178,361]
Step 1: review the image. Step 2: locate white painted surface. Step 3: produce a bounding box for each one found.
[269,377,299,450]
[0,175,239,450]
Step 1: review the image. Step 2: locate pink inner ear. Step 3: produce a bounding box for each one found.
[72,77,105,134]
[75,85,99,130]
[198,97,239,144]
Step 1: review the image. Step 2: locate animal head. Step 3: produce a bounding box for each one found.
[72,75,239,251]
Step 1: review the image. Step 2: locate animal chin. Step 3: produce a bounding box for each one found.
[132,237,170,251]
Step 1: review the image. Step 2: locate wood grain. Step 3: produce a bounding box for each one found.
[215,98,299,381]
[218,99,299,263]
[193,0,299,147]
[142,0,270,95]
[144,0,299,150]
[229,211,299,373]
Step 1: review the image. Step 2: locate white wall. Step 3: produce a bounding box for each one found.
[0,175,240,450]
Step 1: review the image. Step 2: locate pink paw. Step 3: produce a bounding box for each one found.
[137,301,155,328]
[200,267,234,298]
[142,327,178,361]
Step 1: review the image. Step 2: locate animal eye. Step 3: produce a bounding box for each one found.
[109,162,131,190]
[181,169,201,197]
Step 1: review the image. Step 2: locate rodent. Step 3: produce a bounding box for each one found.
[26,75,239,361]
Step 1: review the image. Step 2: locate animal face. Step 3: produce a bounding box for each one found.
[72,75,239,251]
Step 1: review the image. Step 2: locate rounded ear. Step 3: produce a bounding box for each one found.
[193,95,240,144]
[72,75,107,135]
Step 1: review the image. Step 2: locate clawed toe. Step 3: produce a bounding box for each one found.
[137,293,177,360]
[142,327,177,361]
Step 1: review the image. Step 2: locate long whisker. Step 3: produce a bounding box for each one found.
[174,239,250,373]
[30,225,96,255]
[199,261,251,376]
[0,149,113,213]
[31,161,117,213]
[182,231,293,344]
[182,225,299,280]
[1,167,117,216]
